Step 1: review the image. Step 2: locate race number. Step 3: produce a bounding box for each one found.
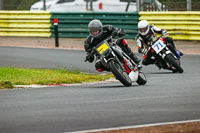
[152,39,166,54]
[97,42,109,55]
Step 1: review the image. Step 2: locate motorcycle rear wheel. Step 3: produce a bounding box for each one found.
[108,60,132,87]
[165,54,184,73]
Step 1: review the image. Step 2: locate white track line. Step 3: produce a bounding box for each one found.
[66,119,200,133]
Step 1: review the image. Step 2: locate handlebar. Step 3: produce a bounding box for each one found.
[149,35,164,46]
[84,36,114,62]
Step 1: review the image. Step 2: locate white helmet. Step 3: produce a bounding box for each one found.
[138,20,150,36]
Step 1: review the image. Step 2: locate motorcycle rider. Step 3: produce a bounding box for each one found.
[84,19,141,72]
[136,20,183,66]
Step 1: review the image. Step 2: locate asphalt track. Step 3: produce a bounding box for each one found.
[0,46,200,133]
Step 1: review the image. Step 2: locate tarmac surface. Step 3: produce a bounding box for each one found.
[0,36,200,133]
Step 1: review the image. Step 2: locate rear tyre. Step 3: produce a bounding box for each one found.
[165,54,184,73]
[108,60,132,87]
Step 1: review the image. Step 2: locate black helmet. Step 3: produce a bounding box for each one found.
[88,19,103,37]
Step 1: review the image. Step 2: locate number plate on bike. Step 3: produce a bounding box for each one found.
[152,39,166,54]
[97,41,109,55]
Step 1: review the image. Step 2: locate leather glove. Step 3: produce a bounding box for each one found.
[162,29,168,36]
[138,48,143,54]
[139,48,148,55]
[149,36,157,42]
[142,49,148,55]
[112,29,126,37]
[118,29,126,37]
[85,54,94,63]
[111,30,118,38]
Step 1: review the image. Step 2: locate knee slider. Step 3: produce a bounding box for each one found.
[142,59,148,66]
[122,39,128,45]
[95,61,102,70]
[117,39,128,47]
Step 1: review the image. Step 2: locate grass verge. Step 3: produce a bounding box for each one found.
[0,67,113,89]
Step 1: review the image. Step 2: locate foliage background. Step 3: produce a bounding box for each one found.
[3,0,39,10]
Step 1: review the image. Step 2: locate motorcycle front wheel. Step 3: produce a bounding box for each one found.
[136,72,147,85]
[165,54,184,73]
[108,59,132,87]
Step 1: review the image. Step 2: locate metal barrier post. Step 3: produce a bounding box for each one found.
[54,18,59,47]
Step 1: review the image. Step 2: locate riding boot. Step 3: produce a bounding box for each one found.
[165,37,183,57]
[175,49,184,58]
[129,52,141,64]
[170,42,184,56]
[116,39,141,64]
[167,45,181,58]
[177,50,184,56]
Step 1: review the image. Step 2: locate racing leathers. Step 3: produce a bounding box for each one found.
[84,25,140,71]
[136,25,182,66]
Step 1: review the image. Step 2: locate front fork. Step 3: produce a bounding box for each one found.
[101,51,126,72]
[159,47,180,69]
[160,47,178,60]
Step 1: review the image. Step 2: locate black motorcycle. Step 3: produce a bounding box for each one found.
[85,36,147,87]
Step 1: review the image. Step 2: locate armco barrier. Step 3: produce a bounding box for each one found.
[139,11,200,40]
[51,12,139,39]
[2,11,199,41]
[0,11,51,37]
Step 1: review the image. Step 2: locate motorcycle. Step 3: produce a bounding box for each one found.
[85,36,147,87]
[148,36,184,73]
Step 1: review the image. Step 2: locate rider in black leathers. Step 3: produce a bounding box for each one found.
[84,19,141,72]
[136,20,183,66]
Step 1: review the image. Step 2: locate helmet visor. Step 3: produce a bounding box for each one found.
[139,26,148,33]
[90,28,100,36]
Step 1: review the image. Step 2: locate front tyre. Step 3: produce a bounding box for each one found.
[108,60,132,87]
[136,72,147,85]
[165,54,184,73]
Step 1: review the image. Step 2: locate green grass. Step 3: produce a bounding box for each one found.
[0,67,113,89]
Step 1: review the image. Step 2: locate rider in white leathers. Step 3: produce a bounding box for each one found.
[136,20,183,66]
